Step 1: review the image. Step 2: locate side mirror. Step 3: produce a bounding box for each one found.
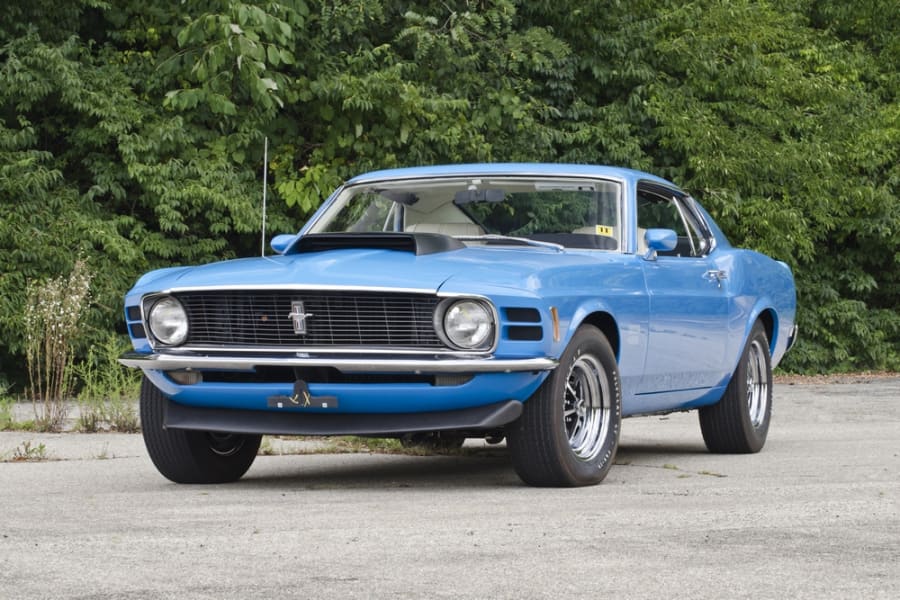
[642,228,677,260]
[270,234,296,255]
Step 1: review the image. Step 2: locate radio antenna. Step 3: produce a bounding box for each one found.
[260,136,268,256]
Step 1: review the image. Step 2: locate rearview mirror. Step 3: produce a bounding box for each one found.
[453,189,506,205]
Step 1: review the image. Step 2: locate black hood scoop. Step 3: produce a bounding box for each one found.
[293,233,466,256]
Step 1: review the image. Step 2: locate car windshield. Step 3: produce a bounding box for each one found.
[309,177,622,250]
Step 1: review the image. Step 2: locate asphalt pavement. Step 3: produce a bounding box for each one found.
[1,378,898,599]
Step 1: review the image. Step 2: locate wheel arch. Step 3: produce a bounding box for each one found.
[757,308,776,351]
[723,307,780,383]
[745,305,780,356]
[577,311,620,362]
[754,307,795,369]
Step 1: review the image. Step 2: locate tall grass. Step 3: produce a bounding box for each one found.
[74,334,141,432]
[0,392,13,430]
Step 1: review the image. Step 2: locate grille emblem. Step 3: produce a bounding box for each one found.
[288,300,313,335]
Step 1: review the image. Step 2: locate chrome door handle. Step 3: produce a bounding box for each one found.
[704,269,728,287]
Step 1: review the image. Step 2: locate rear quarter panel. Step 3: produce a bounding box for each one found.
[722,249,797,371]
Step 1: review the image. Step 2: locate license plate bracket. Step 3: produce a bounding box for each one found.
[266,380,339,409]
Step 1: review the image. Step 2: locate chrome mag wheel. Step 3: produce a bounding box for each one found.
[507,325,621,487]
[745,338,770,428]
[564,354,612,462]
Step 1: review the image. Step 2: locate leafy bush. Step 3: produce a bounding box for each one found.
[0,0,896,378]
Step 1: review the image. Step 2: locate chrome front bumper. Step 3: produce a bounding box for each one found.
[119,351,558,374]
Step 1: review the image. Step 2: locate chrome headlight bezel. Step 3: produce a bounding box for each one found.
[145,296,189,346]
[434,298,496,351]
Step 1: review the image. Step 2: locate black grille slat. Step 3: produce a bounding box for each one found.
[176,291,443,348]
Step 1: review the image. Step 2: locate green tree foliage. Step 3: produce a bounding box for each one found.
[650,1,898,372]
[0,1,293,386]
[0,0,897,385]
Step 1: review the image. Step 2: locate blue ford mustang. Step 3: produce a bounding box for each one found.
[120,164,798,486]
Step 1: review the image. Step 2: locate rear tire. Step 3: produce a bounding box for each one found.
[699,321,772,453]
[140,377,261,483]
[507,325,621,487]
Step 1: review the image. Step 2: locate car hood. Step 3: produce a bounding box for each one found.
[130,246,622,296]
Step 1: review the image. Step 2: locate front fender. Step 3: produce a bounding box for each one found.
[561,300,620,356]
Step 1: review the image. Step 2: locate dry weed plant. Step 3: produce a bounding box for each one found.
[24,258,92,431]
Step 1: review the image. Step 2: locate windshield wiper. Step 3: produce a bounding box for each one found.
[455,234,565,252]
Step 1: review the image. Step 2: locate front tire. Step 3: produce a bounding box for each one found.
[140,377,261,483]
[507,325,622,487]
[699,321,772,453]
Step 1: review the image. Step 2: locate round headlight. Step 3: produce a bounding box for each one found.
[147,296,188,346]
[441,300,494,350]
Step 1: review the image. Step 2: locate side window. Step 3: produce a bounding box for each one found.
[637,192,688,236]
[637,187,710,257]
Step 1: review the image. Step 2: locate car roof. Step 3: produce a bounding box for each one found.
[345,163,679,190]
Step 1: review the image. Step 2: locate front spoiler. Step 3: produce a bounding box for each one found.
[164,396,523,436]
[119,351,557,374]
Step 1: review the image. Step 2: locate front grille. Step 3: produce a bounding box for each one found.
[173,291,443,348]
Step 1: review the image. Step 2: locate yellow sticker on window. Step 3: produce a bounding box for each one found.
[595,225,614,236]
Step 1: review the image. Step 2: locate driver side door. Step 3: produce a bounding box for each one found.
[635,184,730,405]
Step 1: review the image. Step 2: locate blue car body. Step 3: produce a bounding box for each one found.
[121,164,797,440]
